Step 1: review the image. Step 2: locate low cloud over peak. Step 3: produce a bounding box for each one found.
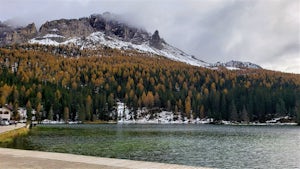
[0,0,299,73]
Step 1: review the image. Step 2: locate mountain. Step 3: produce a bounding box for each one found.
[210,60,262,70]
[0,22,37,45]
[0,13,299,124]
[0,12,261,69]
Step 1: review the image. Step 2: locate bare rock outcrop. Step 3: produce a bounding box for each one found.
[149,30,164,50]
[0,23,37,46]
[0,12,164,49]
[39,18,94,38]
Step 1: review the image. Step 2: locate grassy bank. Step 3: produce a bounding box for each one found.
[0,127,29,144]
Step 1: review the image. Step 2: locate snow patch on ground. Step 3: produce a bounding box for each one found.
[226,66,240,70]
[43,34,65,38]
[116,102,213,124]
[51,28,59,32]
[29,38,60,46]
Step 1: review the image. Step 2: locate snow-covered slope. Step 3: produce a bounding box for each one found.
[26,12,261,70]
[210,60,262,70]
[29,31,209,67]
[29,32,261,70]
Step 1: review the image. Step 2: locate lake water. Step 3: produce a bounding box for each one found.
[4,124,300,169]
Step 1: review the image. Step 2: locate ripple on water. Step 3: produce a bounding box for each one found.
[3,124,300,169]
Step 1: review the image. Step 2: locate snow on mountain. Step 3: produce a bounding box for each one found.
[29,38,60,46]
[42,34,65,38]
[21,12,261,70]
[29,31,210,67]
[210,60,262,70]
[28,32,261,70]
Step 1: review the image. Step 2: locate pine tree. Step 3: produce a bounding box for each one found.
[26,100,32,124]
[64,107,69,122]
[85,95,92,121]
[229,100,238,122]
[241,105,249,123]
[185,96,191,118]
[48,106,54,121]
[200,105,205,119]
[295,100,300,125]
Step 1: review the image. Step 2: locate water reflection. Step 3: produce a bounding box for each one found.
[2,124,300,169]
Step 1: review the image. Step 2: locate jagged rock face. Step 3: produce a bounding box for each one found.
[0,12,163,47]
[0,13,211,68]
[89,13,150,44]
[0,23,37,46]
[39,18,94,38]
[211,60,262,69]
[0,23,13,45]
[150,30,164,50]
[35,13,152,45]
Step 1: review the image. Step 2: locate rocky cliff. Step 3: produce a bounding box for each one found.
[25,12,209,66]
[35,12,159,47]
[0,12,166,51]
[0,22,37,46]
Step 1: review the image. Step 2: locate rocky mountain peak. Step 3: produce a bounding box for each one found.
[150,30,164,50]
[33,12,151,45]
[39,18,93,38]
[0,22,37,46]
[89,13,150,44]
[17,23,37,36]
[210,60,262,69]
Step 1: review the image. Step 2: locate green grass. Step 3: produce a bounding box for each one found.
[0,127,29,144]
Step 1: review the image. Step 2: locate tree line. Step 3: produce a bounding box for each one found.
[0,45,300,123]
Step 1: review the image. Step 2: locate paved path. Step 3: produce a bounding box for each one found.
[0,123,26,134]
[0,148,210,169]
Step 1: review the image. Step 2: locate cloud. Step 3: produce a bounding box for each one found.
[0,0,299,73]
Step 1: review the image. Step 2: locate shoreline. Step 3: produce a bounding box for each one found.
[38,121,298,126]
[0,148,209,169]
[0,123,26,134]
[0,125,209,169]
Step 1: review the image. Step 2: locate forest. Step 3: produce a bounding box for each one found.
[0,44,300,123]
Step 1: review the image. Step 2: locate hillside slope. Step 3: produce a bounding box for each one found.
[0,46,299,123]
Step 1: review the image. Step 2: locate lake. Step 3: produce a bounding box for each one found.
[3,124,300,169]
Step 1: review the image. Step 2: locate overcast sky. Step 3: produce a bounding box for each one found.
[0,0,299,73]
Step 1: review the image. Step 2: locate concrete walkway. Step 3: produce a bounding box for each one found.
[0,148,210,169]
[0,123,26,134]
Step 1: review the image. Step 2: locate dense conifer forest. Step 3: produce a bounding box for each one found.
[1,44,300,123]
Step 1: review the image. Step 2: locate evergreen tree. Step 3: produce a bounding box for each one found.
[229,100,238,122]
[85,95,92,121]
[26,100,32,123]
[241,105,249,123]
[64,106,69,122]
[185,96,191,118]
[296,101,300,125]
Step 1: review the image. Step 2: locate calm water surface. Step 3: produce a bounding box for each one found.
[4,124,300,169]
